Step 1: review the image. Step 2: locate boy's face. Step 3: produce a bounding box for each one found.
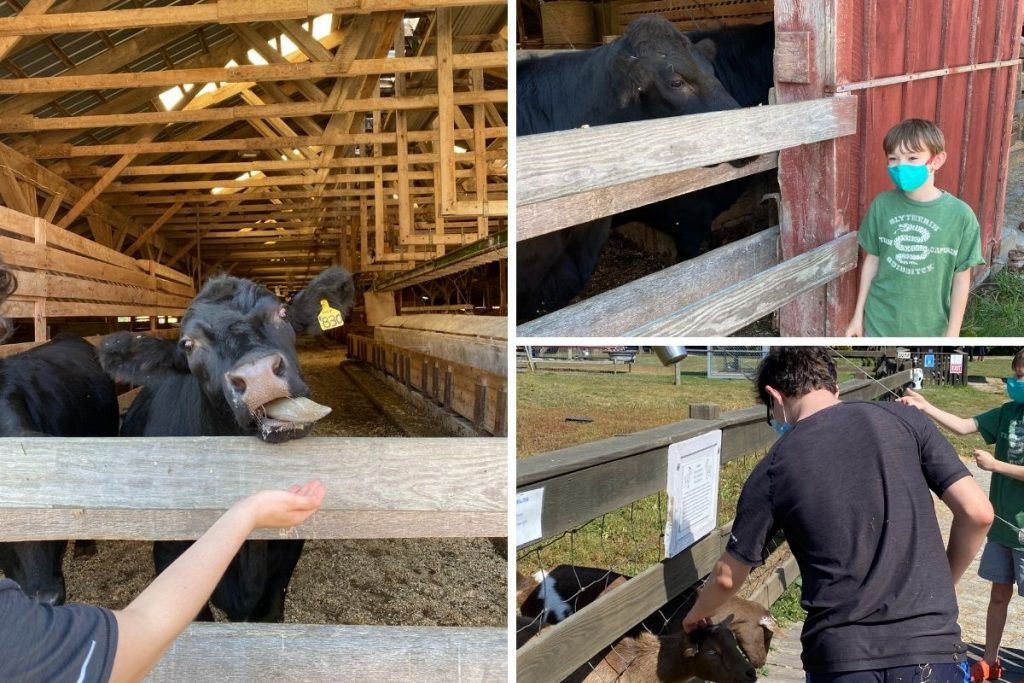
[1012,363,1024,380]
[887,143,947,172]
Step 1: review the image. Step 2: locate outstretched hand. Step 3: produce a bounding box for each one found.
[682,612,714,634]
[896,388,928,410]
[239,479,326,529]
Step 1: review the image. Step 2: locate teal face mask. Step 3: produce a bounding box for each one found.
[1007,377,1024,403]
[887,162,930,192]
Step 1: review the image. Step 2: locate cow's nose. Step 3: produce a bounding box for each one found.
[744,667,757,682]
[225,353,290,409]
[35,589,63,606]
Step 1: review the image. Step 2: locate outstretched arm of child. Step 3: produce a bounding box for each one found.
[897,388,978,434]
[109,480,326,683]
[974,448,1024,481]
[844,253,878,337]
[945,269,972,337]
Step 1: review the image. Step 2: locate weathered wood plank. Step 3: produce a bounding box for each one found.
[146,624,506,683]
[517,526,732,683]
[0,437,506,540]
[518,96,857,207]
[516,227,780,337]
[518,153,778,241]
[627,232,859,336]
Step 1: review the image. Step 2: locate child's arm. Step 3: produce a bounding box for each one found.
[844,252,878,337]
[897,388,979,434]
[974,448,1024,481]
[945,269,972,336]
[109,480,325,683]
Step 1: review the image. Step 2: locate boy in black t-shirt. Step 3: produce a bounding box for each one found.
[682,347,993,681]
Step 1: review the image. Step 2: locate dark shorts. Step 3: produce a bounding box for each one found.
[806,662,969,683]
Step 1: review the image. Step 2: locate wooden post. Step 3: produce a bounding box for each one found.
[775,0,853,335]
[421,359,430,398]
[473,379,488,431]
[689,403,721,420]
[444,366,454,411]
[494,386,507,436]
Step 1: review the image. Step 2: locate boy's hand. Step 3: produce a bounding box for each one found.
[973,448,997,472]
[238,479,326,530]
[897,388,930,411]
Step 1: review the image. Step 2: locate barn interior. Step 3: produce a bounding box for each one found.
[0,0,507,668]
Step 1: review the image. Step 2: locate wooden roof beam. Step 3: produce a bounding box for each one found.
[0,0,504,37]
[230,23,326,104]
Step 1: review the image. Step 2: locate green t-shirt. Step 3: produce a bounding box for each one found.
[974,401,1024,550]
[857,190,984,336]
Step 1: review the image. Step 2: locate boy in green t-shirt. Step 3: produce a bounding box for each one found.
[845,118,984,336]
[899,350,1024,683]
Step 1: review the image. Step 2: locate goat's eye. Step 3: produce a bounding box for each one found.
[181,338,195,353]
[705,649,718,656]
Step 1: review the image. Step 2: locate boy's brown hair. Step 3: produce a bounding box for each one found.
[883,118,945,156]
[1012,349,1024,371]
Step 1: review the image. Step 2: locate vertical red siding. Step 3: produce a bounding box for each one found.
[778,0,1024,334]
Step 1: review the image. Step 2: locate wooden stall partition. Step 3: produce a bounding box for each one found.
[0,205,194,342]
[515,372,910,683]
[0,435,507,681]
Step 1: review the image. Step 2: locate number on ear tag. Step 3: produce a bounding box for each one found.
[317,298,344,330]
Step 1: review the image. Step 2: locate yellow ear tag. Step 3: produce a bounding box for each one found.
[317,298,344,330]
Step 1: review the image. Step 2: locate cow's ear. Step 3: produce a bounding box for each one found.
[694,37,717,64]
[287,266,356,336]
[98,331,189,385]
[614,52,655,107]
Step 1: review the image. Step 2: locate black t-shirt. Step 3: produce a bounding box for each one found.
[728,401,970,673]
[0,578,117,682]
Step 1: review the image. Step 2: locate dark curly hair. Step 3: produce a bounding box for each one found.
[0,259,16,343]
[755,347,838,405]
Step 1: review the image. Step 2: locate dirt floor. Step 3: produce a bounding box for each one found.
[35,341,507,627]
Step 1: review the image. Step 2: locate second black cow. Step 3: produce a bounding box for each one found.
[99,266,355,622]
[0,264,120,605]
[517,18,774,322]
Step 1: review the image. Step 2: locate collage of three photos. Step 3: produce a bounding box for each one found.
[0,0,1022,682]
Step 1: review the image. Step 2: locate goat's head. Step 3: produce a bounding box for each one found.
[681,616,758,683]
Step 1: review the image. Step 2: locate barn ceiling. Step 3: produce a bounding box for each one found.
[0,0,508,291]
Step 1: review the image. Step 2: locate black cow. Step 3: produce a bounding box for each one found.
[517,19,775,323]
[98,266,355,622]
[0,264,119,604]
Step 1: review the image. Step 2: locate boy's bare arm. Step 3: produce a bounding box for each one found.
[897,388,979,434]
[946,269,972,336]
[941,475,993,585]
[844,253,878,337]
[974,448,1024,481]
[109,481,325,683]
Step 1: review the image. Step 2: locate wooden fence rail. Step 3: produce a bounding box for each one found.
[0,205,194,341]
[515,95,859,336]
[0,435,508,682]
[0,436,506,540]
[516,372,910,683]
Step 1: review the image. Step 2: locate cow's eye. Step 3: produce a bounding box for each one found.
[181,338,195,353]
[670,79,685,89]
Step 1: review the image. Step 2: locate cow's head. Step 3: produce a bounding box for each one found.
[614,15,739,118]
[0,541,66,605]
[101,267,355,442]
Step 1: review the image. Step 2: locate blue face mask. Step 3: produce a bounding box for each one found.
[769,400,793,435]
[887,162,930,192]
[1007,377,1024,403]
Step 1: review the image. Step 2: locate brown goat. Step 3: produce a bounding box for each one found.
[520,565,778,668]
[567,616,757,683]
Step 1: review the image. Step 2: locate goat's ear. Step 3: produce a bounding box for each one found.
[286,266,356,337]
[760,615,778,633]
[716,613,735,629]
[98,331,188,385]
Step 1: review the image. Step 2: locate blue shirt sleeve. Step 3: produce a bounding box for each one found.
[0,579,118,683]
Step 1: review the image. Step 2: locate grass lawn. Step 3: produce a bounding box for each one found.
[517,349,1012,586]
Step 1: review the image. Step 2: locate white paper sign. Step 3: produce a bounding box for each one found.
[516,488,544,547]
[950,354,963,375]
[664,430,722,558]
